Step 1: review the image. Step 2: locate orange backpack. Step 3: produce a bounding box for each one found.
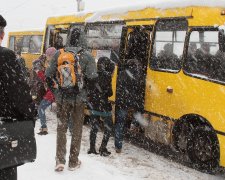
[57,49,83,90]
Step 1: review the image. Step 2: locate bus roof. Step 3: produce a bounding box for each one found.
[46,13,93,25]
[46,5,225,27]
[84,0,225,18]
[8,30,44,36]
[95,6,225,26]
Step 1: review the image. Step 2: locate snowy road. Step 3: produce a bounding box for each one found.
[18,108,225,180]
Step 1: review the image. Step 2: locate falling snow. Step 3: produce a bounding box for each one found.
[18,107,225,180]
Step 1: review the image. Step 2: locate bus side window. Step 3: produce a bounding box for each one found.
[15,36,23,53]
[29,35,42,54]
[150,19,187,72]
[54,34,64,49]
[9,36,15,51]
[21,36,31,53]
[184,30,225,82]
[53,31,67,50]
[85,24,123,64]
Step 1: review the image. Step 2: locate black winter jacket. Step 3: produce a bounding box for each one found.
[0,47,35,121]
[116,67,144,111]
[88,71,112,112]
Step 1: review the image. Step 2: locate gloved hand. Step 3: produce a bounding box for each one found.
[32,95,37,100]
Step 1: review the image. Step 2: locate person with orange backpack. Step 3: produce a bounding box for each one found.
[45,28,98,172]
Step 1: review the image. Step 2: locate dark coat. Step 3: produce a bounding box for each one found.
[88,71,113,112]
[116,66,144,111]
[0,47,35,120]
[16,57,29,81]
[29,70,46,105]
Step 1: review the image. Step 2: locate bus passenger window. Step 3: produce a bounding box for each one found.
[29,35,42,54]
[184,30,225,83]
[21,36,31,53]
[15,37,23,53]
[55,34,64,49]
[155,43,179,70]
[84,24,123,64]
[9,36,15,51]
[150,20,187,72]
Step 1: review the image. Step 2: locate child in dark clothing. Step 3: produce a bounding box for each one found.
[88,57,115,156]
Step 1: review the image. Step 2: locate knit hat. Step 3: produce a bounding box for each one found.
[32,55,46,71]
[0,15,6,28]
[46,47,56,57]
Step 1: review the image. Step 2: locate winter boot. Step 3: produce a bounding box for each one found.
[99,147,111,157]
[88,138,99,154]
[87,147,99,155]
[55,164,64,172]
[37,128,48,135]
[115,148,122,154]
[68,160,81,171]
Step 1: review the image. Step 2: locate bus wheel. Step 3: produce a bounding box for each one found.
[173,121,192,153]
[187,126,219,170]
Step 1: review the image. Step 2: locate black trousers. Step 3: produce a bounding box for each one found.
[89,114,113,149]
[0,167,17,180]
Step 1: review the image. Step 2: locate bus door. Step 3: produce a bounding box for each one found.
[84,23,123,100]
[146,19,188,118]
[115,26,151,128]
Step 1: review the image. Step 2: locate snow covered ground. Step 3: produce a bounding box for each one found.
[18,107,225,180]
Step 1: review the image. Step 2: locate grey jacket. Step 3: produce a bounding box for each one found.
[45,46,97,103]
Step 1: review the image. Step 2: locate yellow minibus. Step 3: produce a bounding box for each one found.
[43,6,225,170]
[7,30,43,69]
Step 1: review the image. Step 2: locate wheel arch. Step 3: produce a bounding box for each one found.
[173,114,215,135]
[172,113,219,148]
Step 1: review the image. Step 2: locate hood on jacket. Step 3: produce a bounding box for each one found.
[97,57,115,75]
[67,28,87,52]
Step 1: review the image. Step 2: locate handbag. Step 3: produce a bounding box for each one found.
[0,119,36,169]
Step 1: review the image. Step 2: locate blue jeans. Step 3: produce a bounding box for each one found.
[114,109,128,150]
[38,99,52,128]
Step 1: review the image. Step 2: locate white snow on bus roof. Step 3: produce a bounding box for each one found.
[76,0,225,22]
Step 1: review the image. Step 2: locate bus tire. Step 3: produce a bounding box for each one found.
[173,121,192,153]
[187,126,219,171]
